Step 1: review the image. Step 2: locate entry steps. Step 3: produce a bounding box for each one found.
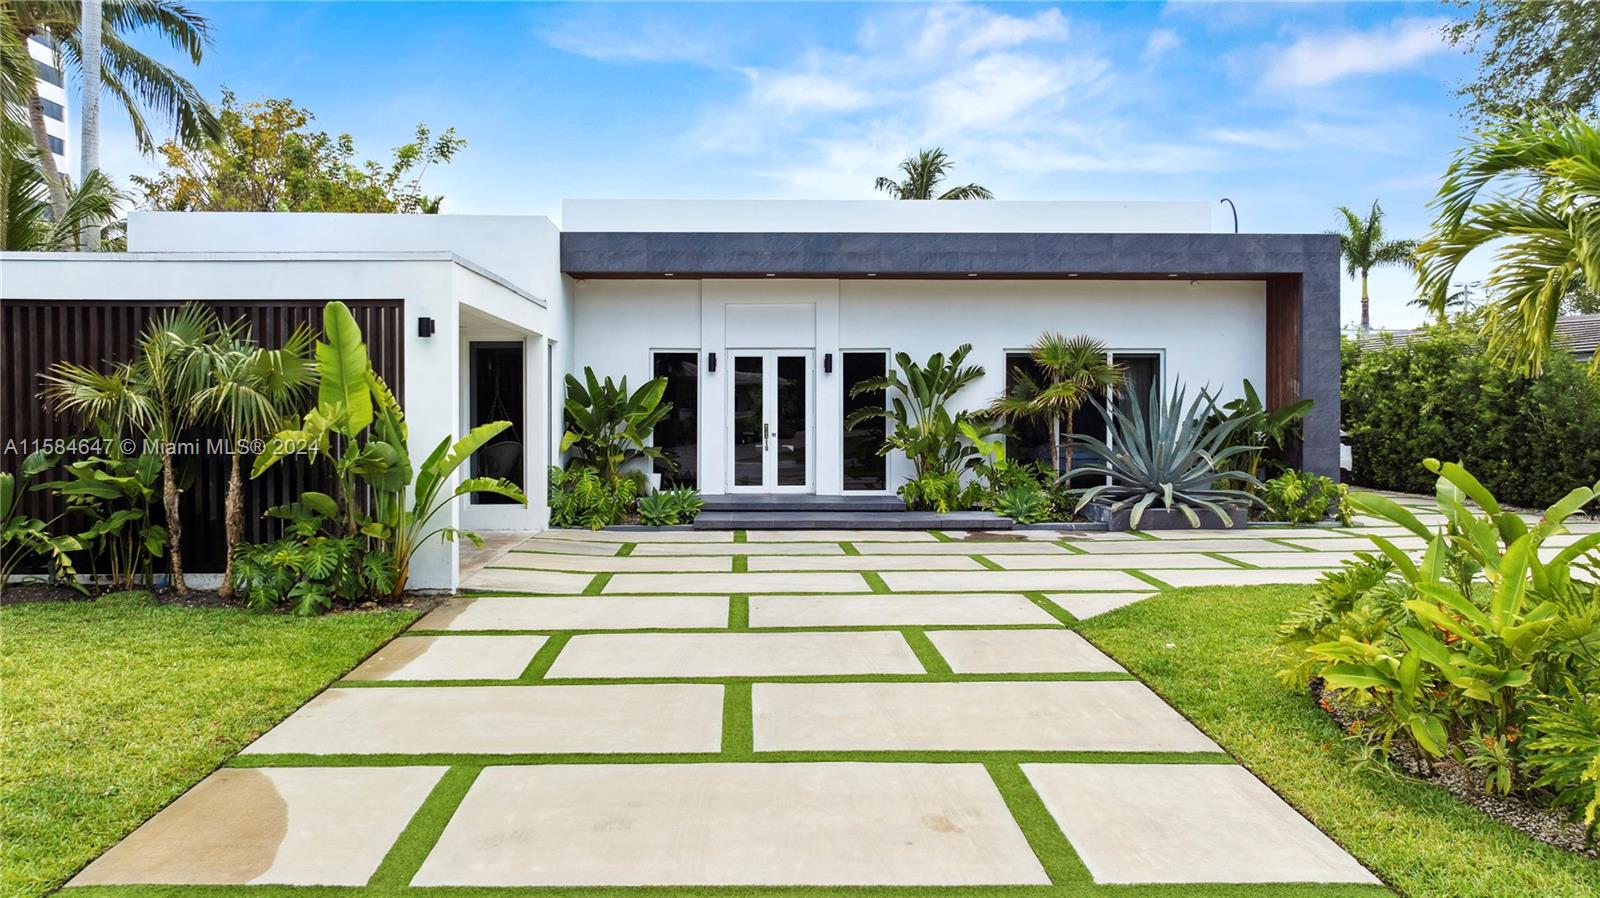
[694,494,1013,531]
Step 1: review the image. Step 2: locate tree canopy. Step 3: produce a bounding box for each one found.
[133,91,465,213]
[1445,0,1600,121]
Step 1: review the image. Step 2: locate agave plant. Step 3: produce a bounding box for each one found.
[1066,381,1264,528]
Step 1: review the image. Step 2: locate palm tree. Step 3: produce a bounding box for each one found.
[43,305,220,594]
[196,324,314,597]
[987,333,1124,475]
[1417,113,1600,376]
[2,121,124,250]
[874,147,994,200]
[8,0,220,226]
[79,0,102,250]
[1333,200,1417,335]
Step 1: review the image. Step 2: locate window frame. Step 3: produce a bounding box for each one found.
[839,348,892,494]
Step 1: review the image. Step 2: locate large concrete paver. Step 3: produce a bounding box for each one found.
[415,596,728,631]
[747,554,985,571]
[631,542,844,556]
[510,540,631,556]
[545,632,924,678]
[1023,764,1378,884]
[1072,538,1305,555]
[412,763,1048,886]
[604,571,869,594]
[1154,568,1332,587]
[1042,592,1153,619]
[743,529,937,542]
[499,554,730,572]
[927,629,1124,673]
[1223,552,1365,568]
[537,529,733,543]
[849,541,1074,555]
[749,593,1059,627]
[344,635,545,681]
[242,685,723,755]
[753,681,1219,752]
[460,568,595,594]
[880,569,1154,592]
[69,767,445,886]
[993,552,1235,570]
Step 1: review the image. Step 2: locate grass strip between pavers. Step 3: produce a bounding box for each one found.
[971,554,1004,571]
[1204,552,1257,570]
[733,530,748,543]
[727,595,749,630]
[1124,570,1175,591]
[518,633,570,681]
[899,628,954,675]
[985,762,1091,884]
[861,571,890,593]
[1024,593,1078,625]
[839,541,861,555]
[582,573,612,595]
[1055,540,1087,555]
[229,748,1234,769]
[61,880,1389,897]
[732,555,749,573]
[366,766,481,889]
[929,530,955,542]
[1264,537,1320,552]
[404,624,1074,638]
[615,543,636,557]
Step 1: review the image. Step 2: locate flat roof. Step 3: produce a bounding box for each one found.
[561,199,1214,234]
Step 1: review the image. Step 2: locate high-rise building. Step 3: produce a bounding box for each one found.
[26,34,71,177]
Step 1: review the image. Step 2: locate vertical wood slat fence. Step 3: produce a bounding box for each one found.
[2,299,405,575]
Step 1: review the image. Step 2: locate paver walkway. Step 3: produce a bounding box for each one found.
[70,519,1438,895]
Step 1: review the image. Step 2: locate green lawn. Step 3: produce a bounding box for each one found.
[0,593,420,898]
[1076,585,1600,898]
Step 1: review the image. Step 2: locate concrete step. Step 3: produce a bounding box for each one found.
[692,510,1014,531]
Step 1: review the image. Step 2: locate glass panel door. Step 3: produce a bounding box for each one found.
[727,351,812,492]
[731,355,764,487]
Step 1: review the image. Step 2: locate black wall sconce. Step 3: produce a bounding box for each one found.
[823,352,833,374]
[707,351,717,373]
[417,316,435,338]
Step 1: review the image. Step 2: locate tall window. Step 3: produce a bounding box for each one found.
[652,351,699,488]
[469,342,524,504]
[1002,349,1161,469]
[842,351,887,490]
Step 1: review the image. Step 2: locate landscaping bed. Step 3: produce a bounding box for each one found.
[0,594,420,898]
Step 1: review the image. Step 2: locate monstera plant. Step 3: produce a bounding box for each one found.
[1067,381,1264,528]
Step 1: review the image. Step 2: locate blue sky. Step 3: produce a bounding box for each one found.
[99,1,1487,329]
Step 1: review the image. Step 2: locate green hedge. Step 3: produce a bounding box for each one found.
[1342,323,1600,508]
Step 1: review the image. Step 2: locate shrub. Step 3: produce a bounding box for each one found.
[549,465,637,529]
[1276,460,1600,826]
[1343,322,1600,508]
[638,488,703,526]
[561,368,671,481]
[847,345,985,489]
[231,536,394,616]
[1,451,82,589]
[1262,470,1352,526]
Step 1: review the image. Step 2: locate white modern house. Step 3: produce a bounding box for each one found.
[0,200,1340,590]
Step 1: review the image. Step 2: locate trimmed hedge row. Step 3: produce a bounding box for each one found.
[1341,324,1600,508]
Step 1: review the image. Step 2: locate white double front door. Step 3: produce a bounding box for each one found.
[726,350,814,492]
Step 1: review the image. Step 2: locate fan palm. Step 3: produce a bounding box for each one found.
[8,0,220,226]
[196,324,314,597]
[987,334,1123,475]
[42,304,221,593]
[1416,113,1600,376]
[874,147,994,200]
[2,120,124,250]
[1333,200,1417,334]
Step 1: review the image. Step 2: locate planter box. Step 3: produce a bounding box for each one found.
[1083,501,1248,531]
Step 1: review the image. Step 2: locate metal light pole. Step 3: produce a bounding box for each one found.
[1219,198,1238,234]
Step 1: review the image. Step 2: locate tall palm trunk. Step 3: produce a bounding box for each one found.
[1048,412,1062,475]
[1359,270,1371,335]
[159,452,187,594]
[219,450,242,598]
[79,0,102,250]
[1063,409,1076,475]
[25,86,69,225]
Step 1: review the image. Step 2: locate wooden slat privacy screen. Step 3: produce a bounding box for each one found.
[1,299,405,574]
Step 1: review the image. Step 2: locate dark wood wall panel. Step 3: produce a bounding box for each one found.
[2,299,404,575]
[1265,276,1302,412]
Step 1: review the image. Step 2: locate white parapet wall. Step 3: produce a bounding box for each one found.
[561,199,1216,234]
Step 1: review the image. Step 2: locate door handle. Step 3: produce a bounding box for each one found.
[763,421,771,451]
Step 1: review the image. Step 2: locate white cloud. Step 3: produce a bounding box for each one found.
[1263,17,1450,89]
[906,5,1071,60]
[928,53,1105,131]
[545,15,721,64]
[1142,28,1181,62]
[745,70,869,113]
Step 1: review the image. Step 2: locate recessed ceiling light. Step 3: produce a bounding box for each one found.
[967,273,978,277]
[664,272,675,277]
[765,273,776,277]
[1067,273,1079,278]
[866,272,878,277]
[1167,273,1179,278]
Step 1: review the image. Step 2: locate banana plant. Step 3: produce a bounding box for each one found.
[376,421,526,598]
[36,451,164,591]
[560,368,671,482]
[846,344,986,480]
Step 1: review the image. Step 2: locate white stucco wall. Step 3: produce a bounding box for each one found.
[568,277,1265,495]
